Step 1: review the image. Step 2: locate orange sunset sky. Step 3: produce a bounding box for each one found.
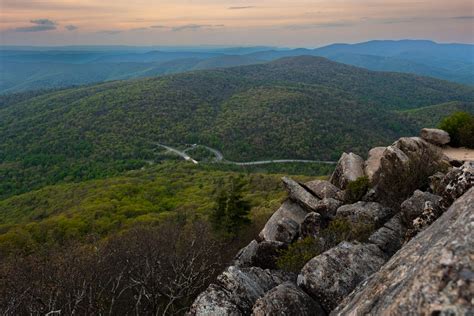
[1,0,473,46]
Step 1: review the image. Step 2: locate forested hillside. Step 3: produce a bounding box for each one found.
[0,56,473,199]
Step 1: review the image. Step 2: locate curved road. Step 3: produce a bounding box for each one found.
[156,143,337,165]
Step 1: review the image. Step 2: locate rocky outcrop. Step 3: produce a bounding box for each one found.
[258,200,307,243]
[332,188,474,315]
[299,212,323,239]
[364,147,385,182]
[313,198,342,219]
[305,180,341,200]
[297,241,386,312]
[330,153,365,190]
[282,177,320,212]
[336,201,394,227]
[368,214,406,256]
[189,266,295,315]
[420,128,450,146]
[400,190,442,227]
[371,137,447,209]
[234,240,286,269]
[437,161,473,208]
[252,282,326,316]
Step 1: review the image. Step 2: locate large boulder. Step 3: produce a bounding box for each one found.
[330,153,365,190]
[233,240,286,269]
[252,282,326,316]
[299,212,323,239]
[297,241,386,313]
[420,128,450,146]
[336,201,394,227]
[258,200,307,243]
[313,198,342,219]
[371,137,447,209]
[332,188,474,315]
[305,180,342,200]
[189,266,295,315]
[368,214,407,257]
[437,161,473,208]
[400,190,443,227]
[364,147,386,183]
[282,177,320,212]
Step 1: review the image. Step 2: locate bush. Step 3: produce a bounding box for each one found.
[439,111,474,148]
[276,217,374,272]
[345,176,370,203]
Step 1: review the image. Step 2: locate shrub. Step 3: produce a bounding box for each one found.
[276,237,322,272]
[439,111,474,148]
[345,176,370,203]
[277,217,374,272]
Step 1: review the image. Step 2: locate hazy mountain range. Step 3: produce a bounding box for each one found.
[1,40,473,93]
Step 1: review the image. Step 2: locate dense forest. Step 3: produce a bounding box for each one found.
[1,56,473,199]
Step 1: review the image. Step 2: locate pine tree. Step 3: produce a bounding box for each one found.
[210,176,251,238]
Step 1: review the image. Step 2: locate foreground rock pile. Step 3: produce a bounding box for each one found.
[189,129,473,315]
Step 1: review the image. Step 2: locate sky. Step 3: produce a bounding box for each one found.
[1,0,473,47]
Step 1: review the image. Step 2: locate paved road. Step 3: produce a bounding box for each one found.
[156,143,337,165]
[155,143,198,164]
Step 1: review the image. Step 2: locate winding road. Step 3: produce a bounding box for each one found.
[156,143,337,166]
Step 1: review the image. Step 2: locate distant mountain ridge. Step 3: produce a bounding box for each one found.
[1,40,473,93]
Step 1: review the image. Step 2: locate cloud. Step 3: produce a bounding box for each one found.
[14,19,57,32]
[130,27,148,31]
[228,6,255,10]
[65,25,78,31]
[96,30,122,35]
[285,21,354,30]
[150,25,167,29]
[171,24,224,32]
[451,16,474,20]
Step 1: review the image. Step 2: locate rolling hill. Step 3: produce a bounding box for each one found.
[0,56,473,199]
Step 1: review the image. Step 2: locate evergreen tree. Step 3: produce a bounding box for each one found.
[210,176,251,238]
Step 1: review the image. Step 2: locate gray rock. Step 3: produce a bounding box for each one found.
[297,241,386,312]
[368,214,407,257]
[332,188,474,316]
[188,284,242,316]
[400,190,442,227]
[282,177,320,212]
[189,266,295,315]
[420,128,450,146]
[252,282,326,316]
[336,201,394,227]
[438,161,473,208]
[330,153,365,190]
[300,212,323,239]
[428,171,445,193]
[371,137,448,209]
[234,240,259,267]
[305,180,342,200]
[233,240,286,270]
[259,200,307,243]
[364,147,386,183]
[314,198,343,219]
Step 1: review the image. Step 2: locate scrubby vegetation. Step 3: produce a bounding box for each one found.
[346,176,370,203]
[439,111,474,148]
[276,217,375,272]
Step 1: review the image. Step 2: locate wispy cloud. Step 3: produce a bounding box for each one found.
[285,21,355,30]
[130,27,148,31]
[65,25,78,31]
[150,25,167,29]
[451,16,474,20]
[14,19,57,32]
[96,30,122,35]
[228,6,255,10]
[171,24,224,32]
